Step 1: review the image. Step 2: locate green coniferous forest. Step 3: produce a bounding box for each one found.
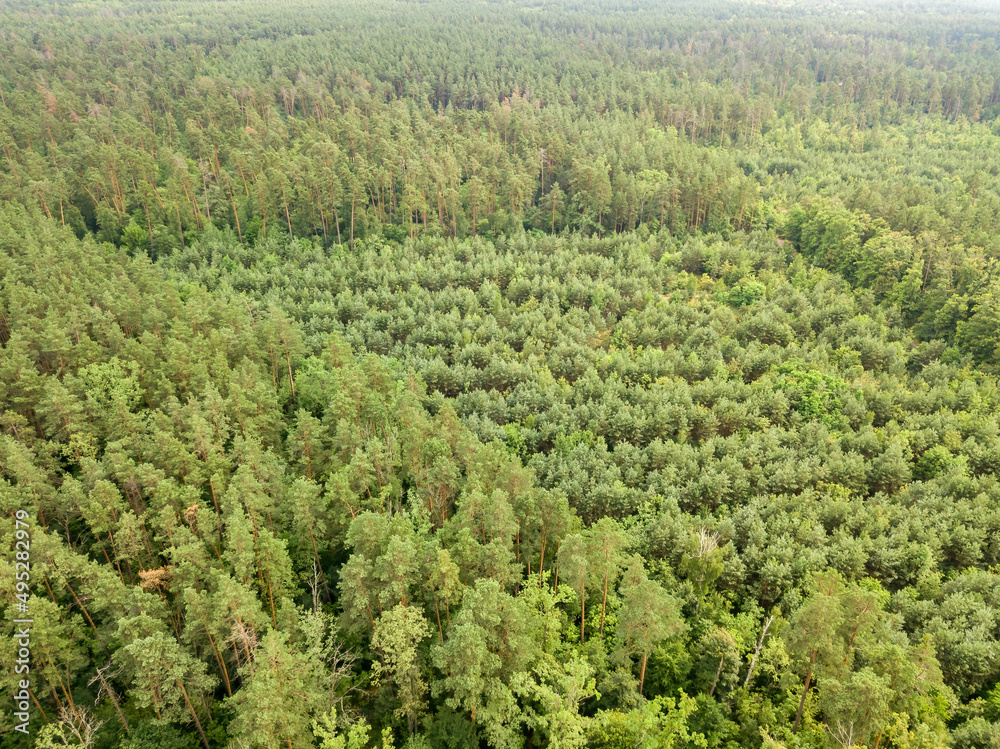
[3,0,1000,746]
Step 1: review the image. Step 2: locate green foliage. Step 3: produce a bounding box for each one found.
[3,1,1000,746]
[589,694,707,749]
[773,360,849,429]
[314,714,373,749]
[372,605,433,734]
[118,722,203,749]
[718,279,766,308]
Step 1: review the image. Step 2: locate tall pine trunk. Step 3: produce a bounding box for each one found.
[793,649,817,733]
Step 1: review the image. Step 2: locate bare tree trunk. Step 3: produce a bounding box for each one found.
[600,574,609,634]
[709,655,725,697]
[743,612,776,687]
[793,650,817,734]
[89,664,129,732]
[537,533,547,587]
[177,680,210,749]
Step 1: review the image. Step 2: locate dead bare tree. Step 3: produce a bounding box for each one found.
[88,661,129,732]
[744,611,778,688]
[37,705,104,748]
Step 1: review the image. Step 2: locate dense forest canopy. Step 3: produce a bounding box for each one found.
[2,0,1000,748]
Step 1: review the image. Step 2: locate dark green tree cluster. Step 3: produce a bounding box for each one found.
[786,197,1000,370]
